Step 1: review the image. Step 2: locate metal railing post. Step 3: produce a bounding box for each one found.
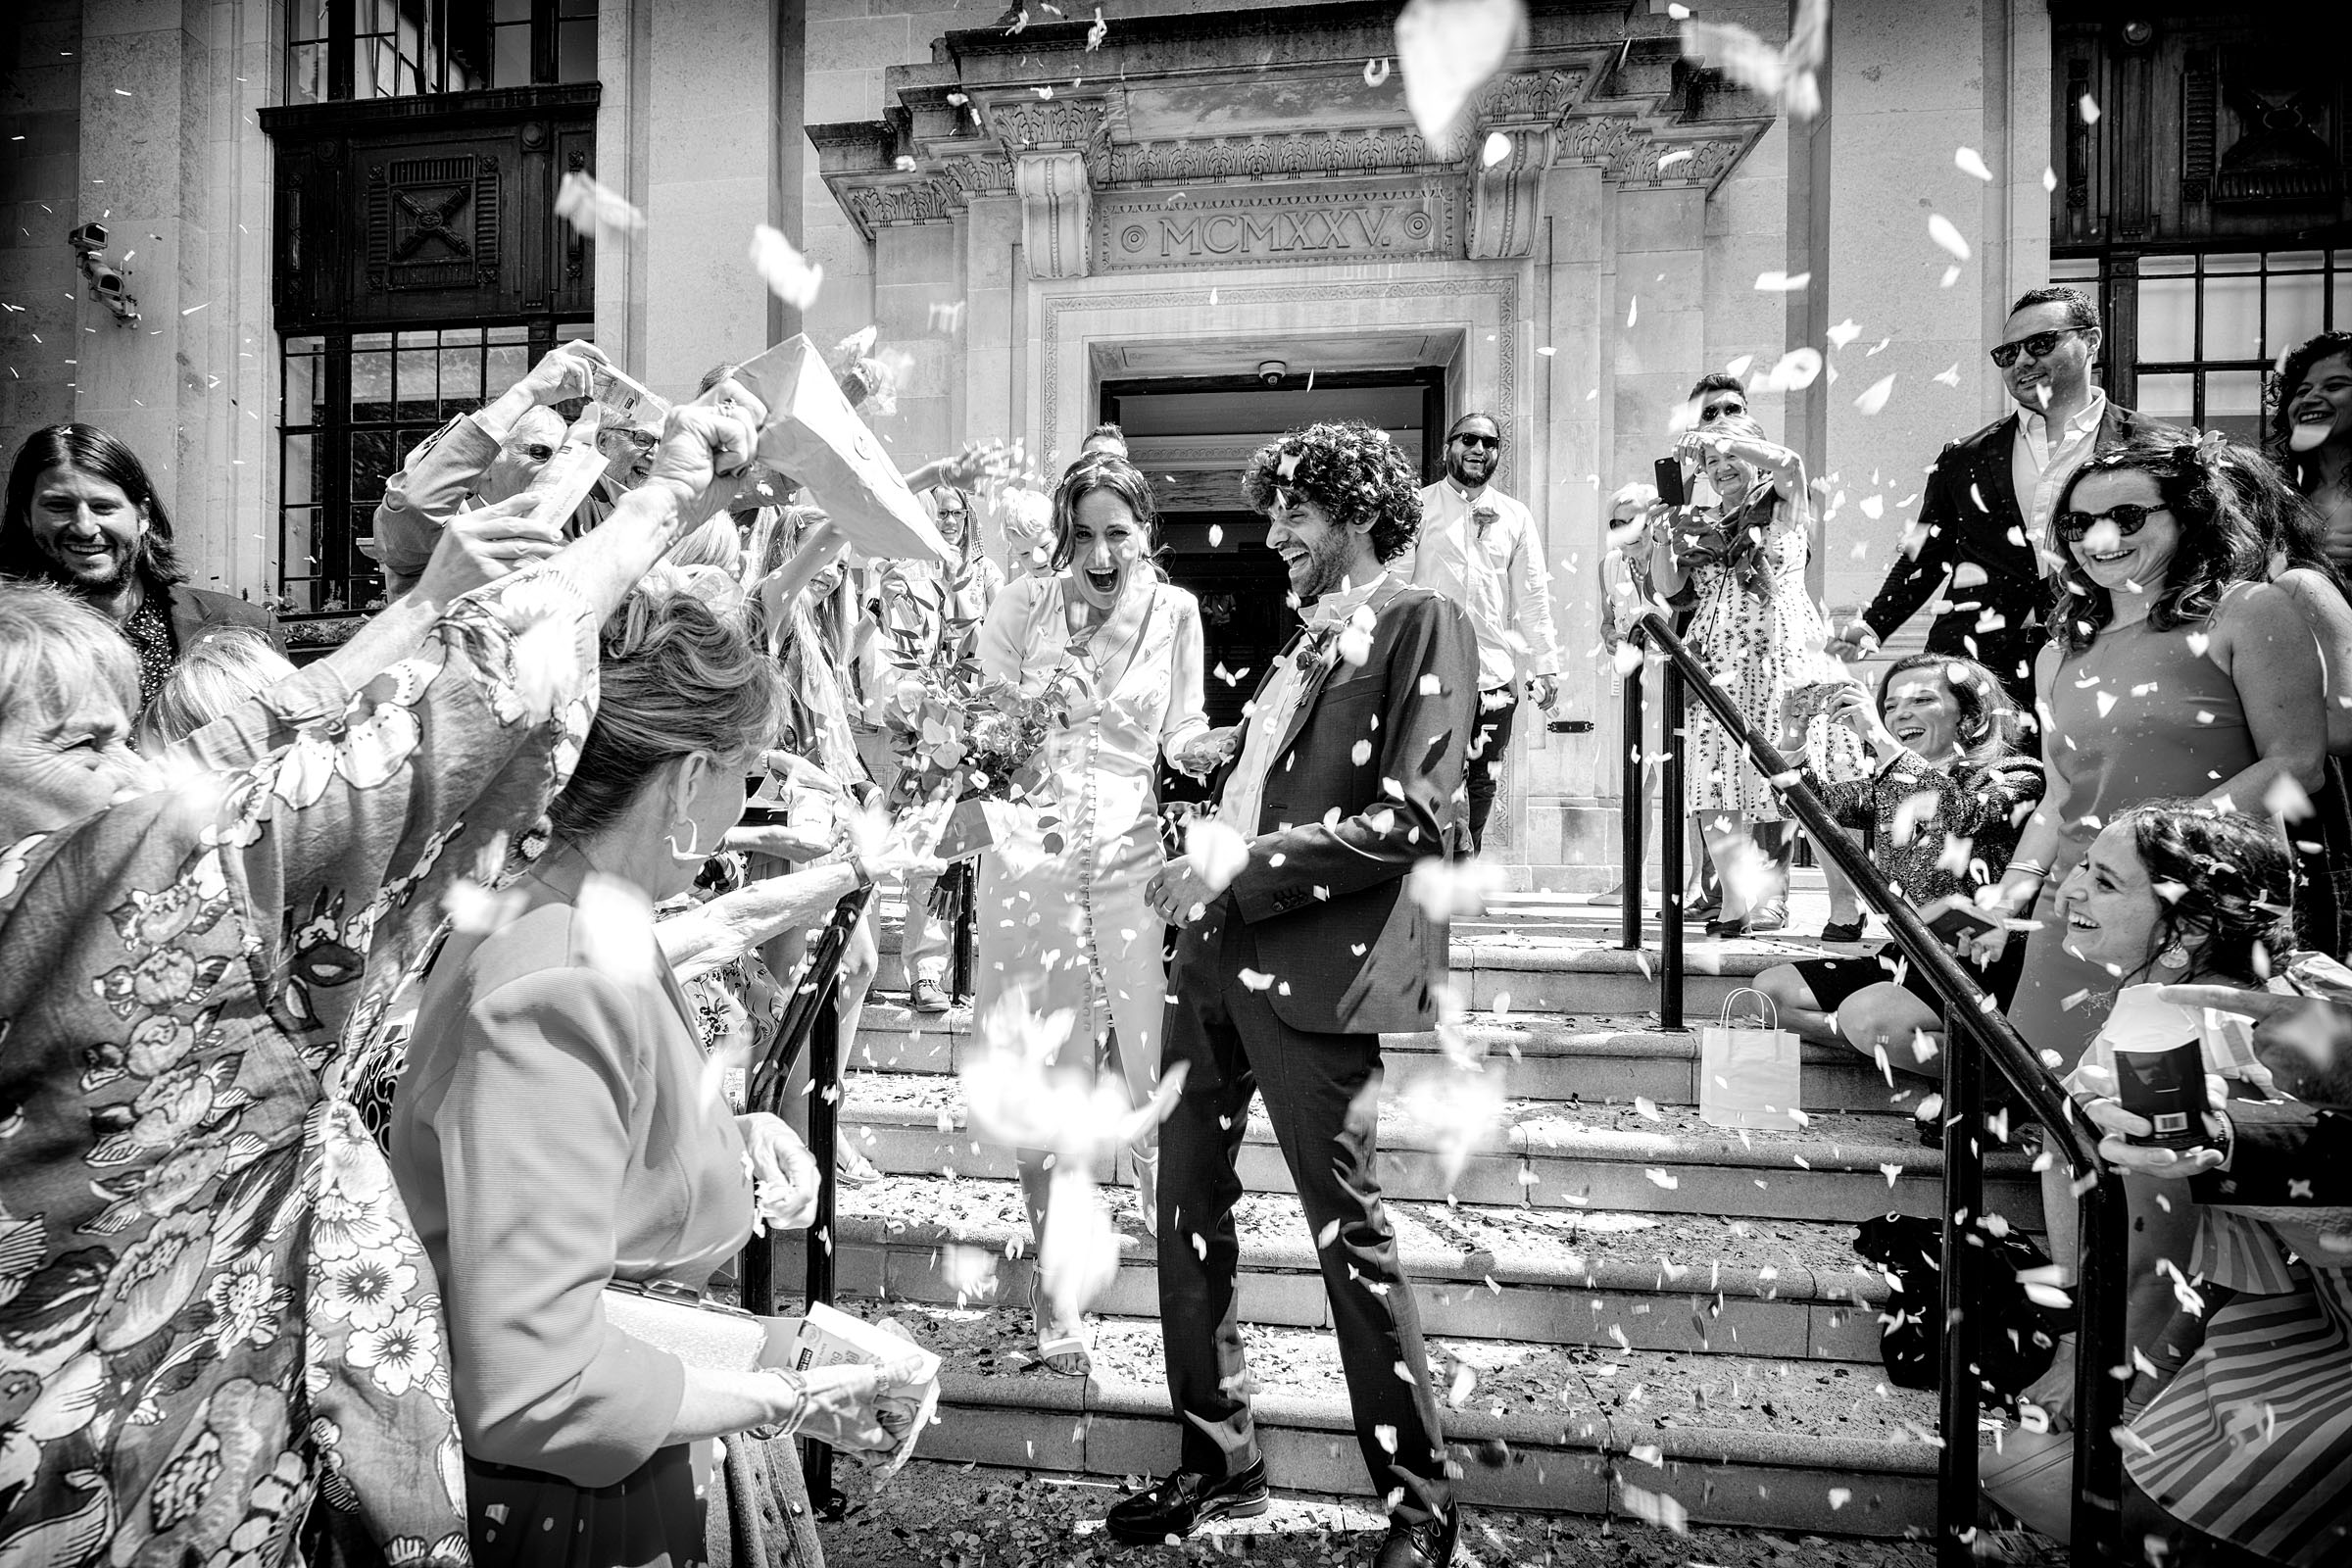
[1936,1001,1984,1568]
[803,995,842,1509]
[1658,652,1686,1030]
[1620,644,1644,953]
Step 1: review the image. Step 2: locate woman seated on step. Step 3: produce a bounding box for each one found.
[1752,654,2044,1079]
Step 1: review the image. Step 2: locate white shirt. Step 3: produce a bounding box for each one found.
[1403,480,1561,692]
[2012,389,2108,563]
[1216,573,1390,839]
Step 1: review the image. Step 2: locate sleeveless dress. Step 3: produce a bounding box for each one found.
[973,572,1208,1096]
[1684,487,1866,816]
[2005,604,2258,1067]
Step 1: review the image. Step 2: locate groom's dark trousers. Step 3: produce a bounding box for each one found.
[1154,580,1478,1527]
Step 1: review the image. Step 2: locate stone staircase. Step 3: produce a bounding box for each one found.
[789,887,2033,1540]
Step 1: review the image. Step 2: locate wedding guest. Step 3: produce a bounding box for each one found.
[1829,285,2172,714]
[368,339,612,597]
[1642,412,1866,935]
[1114,421,1473,1568]
[973,452,1226,1369]
[130,626,297,754]
[1082,421,1129,460]
[0,385,765,1564]
[2275,330,2352,569]
[881,483,1006,1009]
[1753,655,2041,1067]
[1973,439,2326,1081]
[1403,412,1562,853]
[1993,805,2346,1567]
[2,422,282,707]
[391,581,907,1558]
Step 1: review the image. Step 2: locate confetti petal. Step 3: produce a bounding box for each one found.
[1954,146,1993,181]
[1394,0,1526,142]
[749,223,823,311]
[1853,374,1896,416]
[1927,213,1972,261]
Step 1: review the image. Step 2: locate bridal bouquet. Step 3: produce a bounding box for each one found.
[880,642,1077,814]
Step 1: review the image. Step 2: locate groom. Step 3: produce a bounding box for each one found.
[1111,421,1478,1567]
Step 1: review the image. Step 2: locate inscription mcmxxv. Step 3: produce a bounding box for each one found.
[1095,179,1461,272]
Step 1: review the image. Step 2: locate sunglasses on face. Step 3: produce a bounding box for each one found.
[1989,327,2086,368]
[1452,432,1500,450]
[513,443,557,464]
[2054,501,2169,544]
[1699,401,1745,423]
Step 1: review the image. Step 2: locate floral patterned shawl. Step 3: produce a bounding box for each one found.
[0,570,598,1566]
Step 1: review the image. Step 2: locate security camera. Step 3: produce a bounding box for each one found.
[1257,360,1288,387]
[69,220,139,326]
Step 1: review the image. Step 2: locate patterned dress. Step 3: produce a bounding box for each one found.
[1684,486,1867,816]
[0,570,599,1566]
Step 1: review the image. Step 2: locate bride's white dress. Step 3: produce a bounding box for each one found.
[973,571,1208,1105]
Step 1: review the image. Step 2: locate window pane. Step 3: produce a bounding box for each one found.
[2136,371,2195,424]
[2270,272,2325,360]
[395,345,439,418]
[283,352,321,427]
[2270,250,2326,272]
[495,0,532,19]
[486,342,528,394]
[283,433,319,508]
[2206,252,2261,275]
[350,430,395,501]
[2204,369,2266,444]
[2140,255,2197,277]
[2334,270,2350,332]
[2202,272,2261,360]
[2051,256,2100,282]
[488,323,529,344]
[493,22,531,85]
[287,43,326,105]
[351,350,393,420]
[558,18,594,82]
[2137,276,2196,362]
[438,344,484,413]
[557,320,593,342]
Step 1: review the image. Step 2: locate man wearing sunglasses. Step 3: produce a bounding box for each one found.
[1827,285,2174,718]
[1403,412,1562,852]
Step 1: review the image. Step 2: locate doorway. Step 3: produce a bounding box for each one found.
[1099,368,1446,727]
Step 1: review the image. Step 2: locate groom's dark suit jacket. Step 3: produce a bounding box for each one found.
[1175,578,1478,1048]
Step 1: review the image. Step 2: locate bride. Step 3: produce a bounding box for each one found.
[975,451,1231,1374]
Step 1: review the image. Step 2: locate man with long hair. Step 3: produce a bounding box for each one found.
[1,422,281,706]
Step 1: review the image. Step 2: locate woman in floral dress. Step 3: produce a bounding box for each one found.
[0,386,761,1565]
[1643,412,1867,934]
[973,452,1227,1373]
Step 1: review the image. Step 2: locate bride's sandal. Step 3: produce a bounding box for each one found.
[1027,1281,1093,1378]
[1127,1147,1159,1238]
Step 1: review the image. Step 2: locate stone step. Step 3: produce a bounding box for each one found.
[822,1298,1942,1538]
[849,1006,1921,1114]
[783,1174,1890,1360]
[839,1074,2042,1226]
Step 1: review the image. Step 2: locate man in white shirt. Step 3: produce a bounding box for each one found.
[1404,412,1563,852]
[1827,285,2174,715]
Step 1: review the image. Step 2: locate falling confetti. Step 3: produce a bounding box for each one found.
[1363,57,1392,86]
[1754,270,1811,292]
[1853,374,1896,416]
[1394,0,1526,142]
[1679,0,1826,120]
[2080,93,2101,124]
[1085,6,1106,48]
[555,171,645,238]
[1955,146,1993,181]
[749,224,823,310]
[1927,214,1972,262]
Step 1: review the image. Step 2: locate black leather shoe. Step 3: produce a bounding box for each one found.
[1372,1507,1461,1567]
[1105,1459,1270,1544]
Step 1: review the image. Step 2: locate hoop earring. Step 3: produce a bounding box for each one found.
[664,815,707,865]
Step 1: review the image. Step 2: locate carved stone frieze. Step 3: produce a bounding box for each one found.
[1107,128,1442,187]
[1467,127,1548,261]
[842,176,959,232]
[1554,116,1744,189]
[1470,68,1590,128]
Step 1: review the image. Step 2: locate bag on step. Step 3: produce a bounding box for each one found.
[1697,988,1802,1130]
[1851,1212,2071,1408]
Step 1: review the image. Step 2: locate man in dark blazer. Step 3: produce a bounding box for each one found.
[1103,422,1477,1568]
[1828,285,2175,718]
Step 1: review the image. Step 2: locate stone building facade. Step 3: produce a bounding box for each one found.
[3,1,2346,887]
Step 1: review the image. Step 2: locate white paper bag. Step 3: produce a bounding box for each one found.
[724,335,955,564]
[1698,987,1803,1130]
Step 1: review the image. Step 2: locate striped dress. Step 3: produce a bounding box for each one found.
[2125,1207,2352,1565]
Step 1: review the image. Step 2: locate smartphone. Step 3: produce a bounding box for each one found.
[1784,680,1849,731]
[1653,456,1687,508]
[1920,894,2001,947]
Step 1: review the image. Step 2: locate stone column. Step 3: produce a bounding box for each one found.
[626,0,801,396]
[961,192,1020,564]
[74,0,278,603]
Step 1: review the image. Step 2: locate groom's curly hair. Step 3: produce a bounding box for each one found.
[1241,420,1423,564]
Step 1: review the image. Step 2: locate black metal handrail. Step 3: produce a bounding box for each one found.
[737,883,874,1514]
[1622,612,2127,1567]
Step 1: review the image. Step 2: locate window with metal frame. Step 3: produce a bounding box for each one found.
[284,0,595,105]
[275,319,586,619]
[2055,250,2352,444]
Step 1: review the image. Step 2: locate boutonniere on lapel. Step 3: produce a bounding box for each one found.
[1303,604,1380,683]
[1470,503,1499,540]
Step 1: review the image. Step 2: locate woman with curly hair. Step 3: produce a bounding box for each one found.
[1971,438,2328,1071]
[2274,330,2352,569]
[1641,411,1867,935]
[1987,805,2350,1568]
[972,452,1226,1373]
